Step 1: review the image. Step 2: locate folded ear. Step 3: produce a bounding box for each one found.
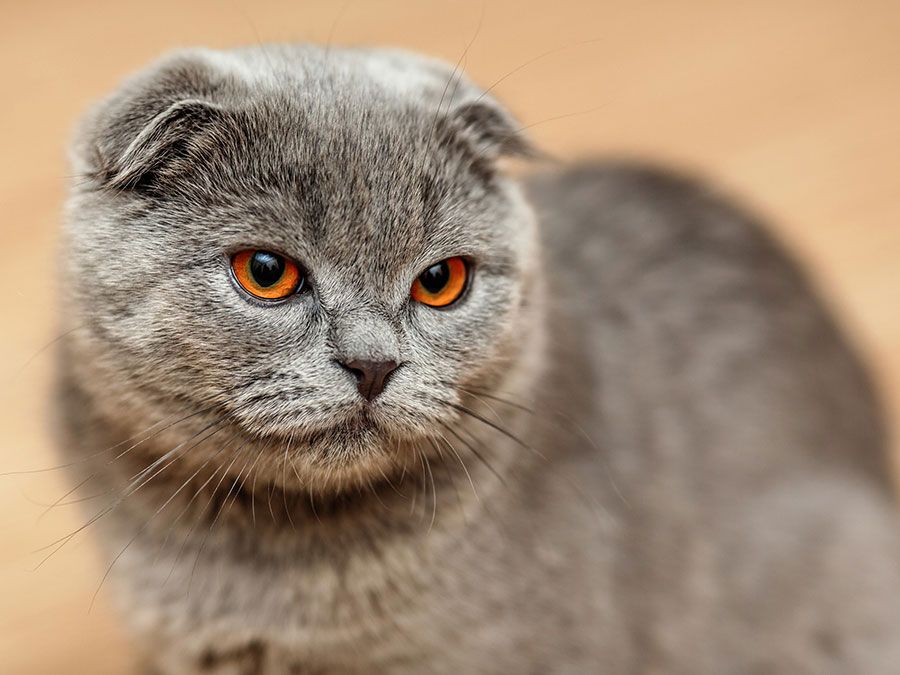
[99,99,225,192]
[446,99,538,161]
[70,49,234,194]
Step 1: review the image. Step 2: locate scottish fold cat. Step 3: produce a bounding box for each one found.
[58,44,900,673]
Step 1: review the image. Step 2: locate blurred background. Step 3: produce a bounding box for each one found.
[1,0,898,671]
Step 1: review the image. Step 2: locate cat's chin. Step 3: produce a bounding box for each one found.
[237,405,443,495]
[240,396,448,450]
[274,430,420,497]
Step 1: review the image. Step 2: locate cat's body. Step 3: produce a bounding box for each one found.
[58,45,900,673]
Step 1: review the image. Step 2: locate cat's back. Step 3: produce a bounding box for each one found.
[525,160,893,495]
[523,161,900,672]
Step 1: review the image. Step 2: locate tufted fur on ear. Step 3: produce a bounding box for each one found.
[99,99,226,192]
[70,49,237,194]
[444,98,539,162]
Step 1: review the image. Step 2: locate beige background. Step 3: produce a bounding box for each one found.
[1,1,898,672]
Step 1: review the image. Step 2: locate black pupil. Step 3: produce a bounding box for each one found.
[419,261,450,294]
[249,251,285,287]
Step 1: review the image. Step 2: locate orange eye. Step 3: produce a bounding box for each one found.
[411,256,468,308]
[231,250,303,300]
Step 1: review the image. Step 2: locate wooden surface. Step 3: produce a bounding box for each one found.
[1,1,898,672]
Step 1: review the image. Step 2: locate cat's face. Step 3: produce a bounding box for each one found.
[64,47,541,490]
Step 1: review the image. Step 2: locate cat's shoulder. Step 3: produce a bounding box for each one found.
[523,159,811,308]
[523,159,777,255]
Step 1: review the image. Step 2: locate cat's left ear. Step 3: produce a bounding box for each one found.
[445,99,540,161]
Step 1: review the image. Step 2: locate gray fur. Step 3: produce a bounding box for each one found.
[58,45,900,673]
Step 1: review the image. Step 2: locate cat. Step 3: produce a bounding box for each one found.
[57,44,900,673]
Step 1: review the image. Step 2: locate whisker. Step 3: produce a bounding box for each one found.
[308,486,322,525]
[281,430,297,530]
[2,405,215,477]
[436,419,506,488]
[33,420,225,568]
[161,459,231,587]
[323,0,352,57]
[445,399,531,451]
[508,102,611,139]
[421,448,437,534]
[456,387,504,423]
[35,421,220,557]
[122,419,224,486]
[243,445,269,527]
[409,449,424,517]
[185,446,247,595]
[433,438,466,522]
[90,439,232,611]
[155,439,237,564]
[434,393,610,520]
[426,0,486,152]
[459,385,628,508]
[35,472,97,523]
[219,444,258,523]
[434,429,480,503]
[474,38,603,104]
[3,325,78,385]
[374,457,405,500]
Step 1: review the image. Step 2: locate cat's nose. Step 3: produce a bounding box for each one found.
[338,358,399,401]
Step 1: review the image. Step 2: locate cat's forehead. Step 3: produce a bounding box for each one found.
[252,165,488,295]
[215,87,496,279]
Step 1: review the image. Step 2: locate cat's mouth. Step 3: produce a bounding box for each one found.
[221,380,458,466]
[252,399,415,449]
[209,385,464,493]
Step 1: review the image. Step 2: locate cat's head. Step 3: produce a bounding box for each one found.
[64,46,544,493]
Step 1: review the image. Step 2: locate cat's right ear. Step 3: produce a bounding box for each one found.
[70,50,231,194]
[96,99,225,193]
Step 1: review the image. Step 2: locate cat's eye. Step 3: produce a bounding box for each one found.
[411,256,469,308]
[231,250,304,301]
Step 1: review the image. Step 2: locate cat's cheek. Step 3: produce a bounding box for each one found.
[149,271,320,385]
[405,311,503,377]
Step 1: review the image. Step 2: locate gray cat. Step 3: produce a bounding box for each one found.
[57,44,900,673]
